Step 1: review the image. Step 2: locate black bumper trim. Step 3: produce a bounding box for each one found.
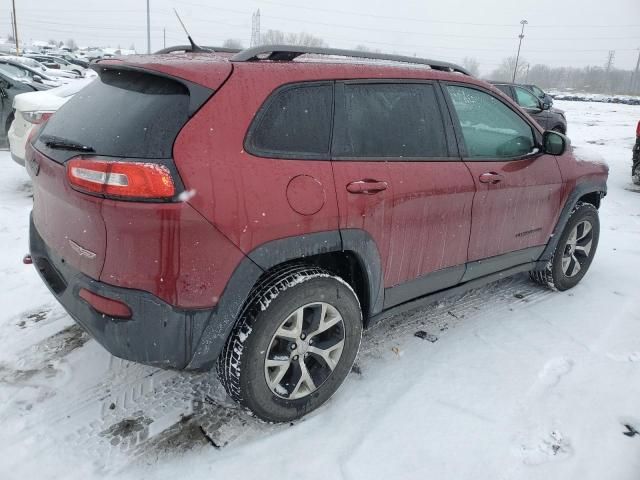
[29,214,219,370]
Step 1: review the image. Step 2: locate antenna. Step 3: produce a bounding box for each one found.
[173,9,209,53]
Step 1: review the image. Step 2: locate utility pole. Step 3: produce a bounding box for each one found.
[512,19,528,82]
[146,0,151,54]
[250,9,261,47]
[631,48,640,94]
[163,27,166,49]
[605,50,615,93]
[525,63,530,82]
[11,0,19,55]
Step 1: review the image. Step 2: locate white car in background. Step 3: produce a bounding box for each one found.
[8,78,94,165]
[4,56,80,81]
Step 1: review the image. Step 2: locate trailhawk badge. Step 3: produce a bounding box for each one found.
[69,240,97,259]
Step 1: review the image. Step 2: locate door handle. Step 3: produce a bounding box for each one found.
[479,172,504,184]
[346,180,388,194]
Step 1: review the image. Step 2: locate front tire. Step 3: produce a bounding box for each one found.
[217,265,362,422]
[530,202,600,291]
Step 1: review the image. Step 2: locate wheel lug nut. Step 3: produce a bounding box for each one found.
[300,333,306,340]
[290,344,296,350]
[293,355,299,361]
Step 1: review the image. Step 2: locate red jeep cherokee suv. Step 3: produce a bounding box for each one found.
[25,45,608,422]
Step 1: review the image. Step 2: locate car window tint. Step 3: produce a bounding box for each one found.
[336,83,448,158]
[494,84,512,97]
[515,87,540,109]
[447,85,535,159]
[38,69,190,163]
[249,84,332,157]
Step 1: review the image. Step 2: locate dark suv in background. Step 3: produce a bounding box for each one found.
[25,45,607,422]
[491,82,567,133]
[525,84,554,107]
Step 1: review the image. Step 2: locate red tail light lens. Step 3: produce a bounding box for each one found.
[67,158,175,199]
[636,121,640,138]
[23,111,54,124]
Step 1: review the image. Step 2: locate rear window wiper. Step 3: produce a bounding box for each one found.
[42,136,95,153]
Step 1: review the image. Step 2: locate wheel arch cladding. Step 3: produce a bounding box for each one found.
[537,181,606,266]
[187,229,383,370]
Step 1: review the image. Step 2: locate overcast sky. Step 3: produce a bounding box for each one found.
[6,0,640,74]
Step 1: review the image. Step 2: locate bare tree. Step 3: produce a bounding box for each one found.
[58,40,64,48]
[462,57,480,77]
[222,38,244,49]
[66,38,78,50]
[260,30,327,48]
[48,39,57,45]
[489,56,529,82]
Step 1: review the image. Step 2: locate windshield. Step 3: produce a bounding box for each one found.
[6,56,45,70]
[529,85,545,98]
[0,63,29,79]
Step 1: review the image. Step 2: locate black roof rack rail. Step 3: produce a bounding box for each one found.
[154,45,242,54]
[230,45,470,75]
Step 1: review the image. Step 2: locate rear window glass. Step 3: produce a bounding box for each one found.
[38,69,189,162]
[335,83,448,158]
[247,83,333,158]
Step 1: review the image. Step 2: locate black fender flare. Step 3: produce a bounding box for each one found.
[536,180,607,267]
[187,229,384,370]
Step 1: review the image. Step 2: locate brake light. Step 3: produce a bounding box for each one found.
[23,111,54,124]
[636,121,640,138]
[67,158,175,199]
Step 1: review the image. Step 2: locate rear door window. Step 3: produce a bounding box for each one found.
[493,84,513,98]
[37,69,190,163]
[334,83,449,158]
[246,83,333,158]
[446,85,535,159]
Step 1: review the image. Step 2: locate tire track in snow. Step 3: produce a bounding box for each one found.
[6,273,554,473]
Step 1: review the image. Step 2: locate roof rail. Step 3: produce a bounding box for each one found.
[154,45,242,54]
[230,45,470,75]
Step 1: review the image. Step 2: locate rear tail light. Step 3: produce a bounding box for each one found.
[636,121,640,138]
[23,111,55,124]
[66,157,175,200]
[79,288,132,319]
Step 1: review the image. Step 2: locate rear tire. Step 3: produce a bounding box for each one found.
[530,202,599,291]
[633,164,640,185]
[217,264,362,422]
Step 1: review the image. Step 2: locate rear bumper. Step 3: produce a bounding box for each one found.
[29,214,218,370]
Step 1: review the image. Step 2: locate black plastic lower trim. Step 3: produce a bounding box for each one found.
[369,262,537,328]
[537,180,606,265]
[29,214,215,370]
[384,265,465,309]
[462,246,545,282]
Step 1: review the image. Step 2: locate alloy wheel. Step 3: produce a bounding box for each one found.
[561,220,593,278]
[264,302,345,400]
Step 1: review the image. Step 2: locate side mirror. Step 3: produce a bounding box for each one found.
[33,74,43,84]
[542,102,551,110]
[543,130,568,156]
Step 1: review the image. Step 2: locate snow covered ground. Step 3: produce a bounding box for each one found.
[0,100,639,479]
